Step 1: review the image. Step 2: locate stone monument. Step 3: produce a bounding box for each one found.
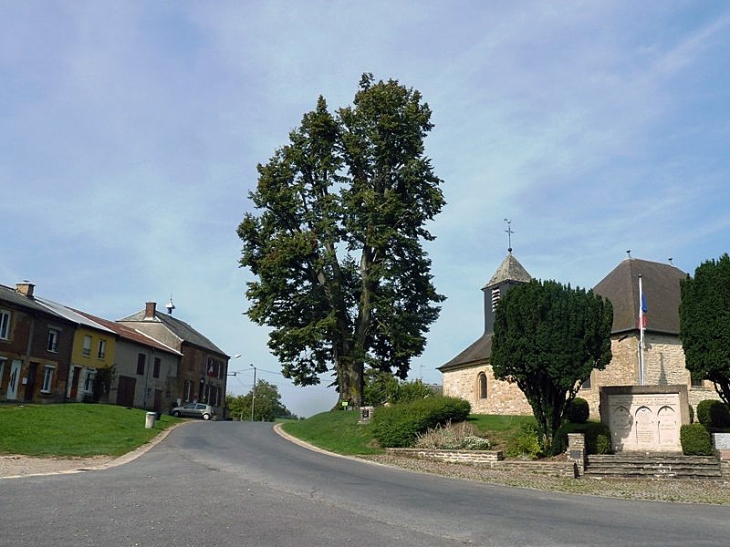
[600,385,690,453]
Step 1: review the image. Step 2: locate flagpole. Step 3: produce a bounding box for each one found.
[638,274,645,385]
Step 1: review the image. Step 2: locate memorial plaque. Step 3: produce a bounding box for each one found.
[602,387,683,452]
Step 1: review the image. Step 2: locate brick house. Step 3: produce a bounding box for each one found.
[118,302,229,416]
[0,282,76,403]
[439,255,721,419]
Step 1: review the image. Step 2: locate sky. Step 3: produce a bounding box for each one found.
[2,1,729,417]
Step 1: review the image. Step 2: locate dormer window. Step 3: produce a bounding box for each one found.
[491,288,501,311]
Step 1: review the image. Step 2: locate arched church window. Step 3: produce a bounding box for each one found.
[477,372,488,399]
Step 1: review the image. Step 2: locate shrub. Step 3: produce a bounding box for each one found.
[415,421,490,450]
[696,400,730,430]
[505,423,542,459]
[566,397,590,424]
[371,396,471,448]
[552,421,613,456]
[680,423,714,456]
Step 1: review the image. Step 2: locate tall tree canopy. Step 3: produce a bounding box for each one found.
[238,74,445,407]
[680,253,730,407]
[491,279,613,450]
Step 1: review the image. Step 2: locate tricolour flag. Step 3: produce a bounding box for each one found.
[640,291,648,329]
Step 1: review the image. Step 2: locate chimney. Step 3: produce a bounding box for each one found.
[16,281,35,298]
[144,302,157,320]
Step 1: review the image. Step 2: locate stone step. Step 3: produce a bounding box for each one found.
[585,466,722,477]
[584,453,722,479]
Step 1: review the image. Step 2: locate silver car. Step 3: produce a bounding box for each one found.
[170,402,215,420]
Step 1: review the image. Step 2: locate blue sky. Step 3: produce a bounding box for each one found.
[2,1,729,417]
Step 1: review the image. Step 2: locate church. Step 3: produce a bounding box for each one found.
[438,251,720,419]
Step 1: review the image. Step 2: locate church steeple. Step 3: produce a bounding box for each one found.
[481,250,532,334]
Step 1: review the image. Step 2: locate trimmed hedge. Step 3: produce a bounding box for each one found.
[370,396,471,448]
[680,423,714,456]
[696,399,730,430]
[565,398,590,424]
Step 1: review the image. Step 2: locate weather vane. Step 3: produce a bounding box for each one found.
[504,219,513,254]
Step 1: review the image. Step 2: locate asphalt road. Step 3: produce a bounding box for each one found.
[2,421,729,546]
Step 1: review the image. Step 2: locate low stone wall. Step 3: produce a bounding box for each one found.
[386,448,502,464]
[385,448,577,478]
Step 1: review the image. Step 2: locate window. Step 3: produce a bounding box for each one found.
[47,329,59,353]
[136,353,146,376]
[153,357,160,379]
[0,309,10,340]
[41,365,55,393]
[477,372,488,399]
[0,357,5,389]
[184,380,192,402]
[82,335,92,356]
[97,339,106,359]
[491,288,501,311]
[83,369,96,393]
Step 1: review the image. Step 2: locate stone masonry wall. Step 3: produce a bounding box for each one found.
[442,363,532,416]
[443,333,721,420]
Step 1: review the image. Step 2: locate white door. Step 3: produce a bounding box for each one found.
[7,360,21,400]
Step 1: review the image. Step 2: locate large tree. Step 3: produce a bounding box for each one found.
[238,74,445,407]
[680,253,730,407]
[491,279,613,451]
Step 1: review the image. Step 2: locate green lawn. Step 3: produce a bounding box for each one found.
[0,403,181,457]
[281,410,384,455]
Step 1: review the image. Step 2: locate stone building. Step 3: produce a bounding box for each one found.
[439,254,721,419]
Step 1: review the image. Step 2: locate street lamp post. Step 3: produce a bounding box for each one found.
[250,364,257,422]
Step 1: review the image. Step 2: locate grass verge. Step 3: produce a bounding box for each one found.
[0,403,180,457]
[281,410,384,455]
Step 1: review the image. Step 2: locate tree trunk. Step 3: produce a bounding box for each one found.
[336,357,364,408]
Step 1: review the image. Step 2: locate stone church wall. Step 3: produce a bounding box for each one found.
[442,333,721,420]
[442,363,532,415]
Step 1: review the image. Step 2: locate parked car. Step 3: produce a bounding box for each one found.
[170,403,215,420]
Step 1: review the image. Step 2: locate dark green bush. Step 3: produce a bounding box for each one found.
[552,421,613,456]
[696,400,730,430]
[370,396,471,448]
[566,398,590,424]
[680,423,714,456]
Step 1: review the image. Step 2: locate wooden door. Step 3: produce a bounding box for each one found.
[117,376,136,408]
[24,363,37,401]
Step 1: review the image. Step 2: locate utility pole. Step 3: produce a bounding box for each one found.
[250,364,257,422]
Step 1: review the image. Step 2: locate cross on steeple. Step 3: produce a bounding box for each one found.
[504,219,513,254]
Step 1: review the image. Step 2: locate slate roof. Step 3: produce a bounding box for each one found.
[0,284,62,316]
[75,310,181,357]
[593,258,686,335]
[120,309,227,356]
[438,332,492,371]
[484,253,532,289]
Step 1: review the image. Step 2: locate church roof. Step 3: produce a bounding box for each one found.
[438,332,492,372]
[484,253,532,289]
[592,258,686,335]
